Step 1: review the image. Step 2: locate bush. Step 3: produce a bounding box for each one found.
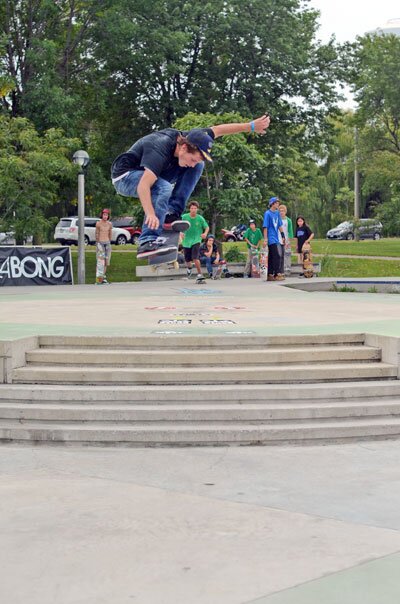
[224,247,246,262]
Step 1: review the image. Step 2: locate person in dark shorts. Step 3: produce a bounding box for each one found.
[182,201,209,282]
[111,115,270,258]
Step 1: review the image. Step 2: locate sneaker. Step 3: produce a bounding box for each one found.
[267,275,275,281]
[275,273,285,281]
[163,212,181,226]
[102,277,110,284]
[208,273,213,279]
[186,268,193,279]
[137,239,177,259]
[196,274,205,282]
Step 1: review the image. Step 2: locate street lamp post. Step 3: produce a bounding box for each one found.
[72,150,90,284]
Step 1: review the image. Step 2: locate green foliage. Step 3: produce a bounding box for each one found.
[224,246,246,262]
[375,193,400,237]
[174,112,266,229]
[0,115,79,242]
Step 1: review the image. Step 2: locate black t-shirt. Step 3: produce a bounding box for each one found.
[200,241,218,257]
[295,224,313,250]
[111,127,215,180]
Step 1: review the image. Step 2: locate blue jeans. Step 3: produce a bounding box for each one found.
[200,255,217,274]
[113,162,204,243]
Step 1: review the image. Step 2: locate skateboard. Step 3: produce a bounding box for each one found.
[302,243,314,278]
[196,275,206,285]
[250,248,260,278]
[212,262,223,279]
[260,246,268,280]
[96,245,106,284]
[148,222,189,271]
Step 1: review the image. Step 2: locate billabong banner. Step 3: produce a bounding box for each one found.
[0,247,73,286]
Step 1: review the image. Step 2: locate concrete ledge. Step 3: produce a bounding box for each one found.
[136,262,321,280]
[365,334,400,378]
[0,336,38,384]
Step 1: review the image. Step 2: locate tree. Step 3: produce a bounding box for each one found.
[0,115,79,243]
[174,112,266,231]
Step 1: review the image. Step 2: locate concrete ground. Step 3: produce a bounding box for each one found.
[1,442,400,604]
[2,277,400,603]
[2,276,400,339]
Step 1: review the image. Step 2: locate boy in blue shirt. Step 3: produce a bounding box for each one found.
[263,197,286,281]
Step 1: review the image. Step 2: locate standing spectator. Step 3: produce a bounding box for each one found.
[95,209,112,284]
[182,201,209,283]
[295,216,314,263]
[263,197,286,281]
[243,219,263,278]
[279,204,294,276]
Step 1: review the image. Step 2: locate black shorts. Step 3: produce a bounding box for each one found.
[184,243,201,262]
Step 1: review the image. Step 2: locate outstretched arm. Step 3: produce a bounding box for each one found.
[212,114,270,138]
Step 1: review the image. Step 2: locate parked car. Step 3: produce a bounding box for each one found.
[54,217,131,245]
[326,219,383,240]
[111,217,142,244]
[221,224,247,242]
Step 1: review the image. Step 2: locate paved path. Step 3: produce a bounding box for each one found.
[2,278,400,603]
[1,442,400,604]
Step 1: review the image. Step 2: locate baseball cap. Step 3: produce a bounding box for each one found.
[249,219,256,224]
[207,234,215,240]
[101,208,110,216]
[186,129,214,162]
[268,196,280,207]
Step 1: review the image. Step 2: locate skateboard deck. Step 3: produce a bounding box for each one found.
[212,263,223,279]
[96,245,106,283]
[148,223,188,269]
[250,248,260,278]
[302,243,314,278]
[260,247,268,280]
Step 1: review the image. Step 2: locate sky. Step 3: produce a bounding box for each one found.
[308,0,400,43]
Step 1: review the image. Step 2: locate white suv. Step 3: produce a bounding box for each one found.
[54,217,131,246]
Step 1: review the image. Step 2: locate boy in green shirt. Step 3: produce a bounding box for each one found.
[182,201,209,282]
[243,220,263,278]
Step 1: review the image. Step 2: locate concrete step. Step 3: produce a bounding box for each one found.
[2,399,400,422]
[38,333,366,350]
[3,381,400,402]
[11,362,398,385]
[25,345,381,367]
[2,417,400,445]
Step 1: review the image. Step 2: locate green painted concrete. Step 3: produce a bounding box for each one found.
[248,552,400,604]
[2,278,400,340]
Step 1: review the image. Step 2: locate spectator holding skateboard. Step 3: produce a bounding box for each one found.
[295,216,314,263]
[111,114,270,259]
[279,204,294,275]
[243,219,263,278]
[263,197,286,281]
[182,201,209,283]
[95,208,112,284]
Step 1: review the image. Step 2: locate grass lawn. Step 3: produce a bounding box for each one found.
[70,240,400,283]
[70,248,145,284]
[319,256,400,278]
[311,238,400,257]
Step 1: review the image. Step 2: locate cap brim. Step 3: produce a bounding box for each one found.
[200,150,213,162]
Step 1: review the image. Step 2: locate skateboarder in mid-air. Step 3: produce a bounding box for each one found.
[111,114,270,259]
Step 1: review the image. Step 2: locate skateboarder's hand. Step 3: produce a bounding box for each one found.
[253,114,270,134]
[145,213,159,230]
